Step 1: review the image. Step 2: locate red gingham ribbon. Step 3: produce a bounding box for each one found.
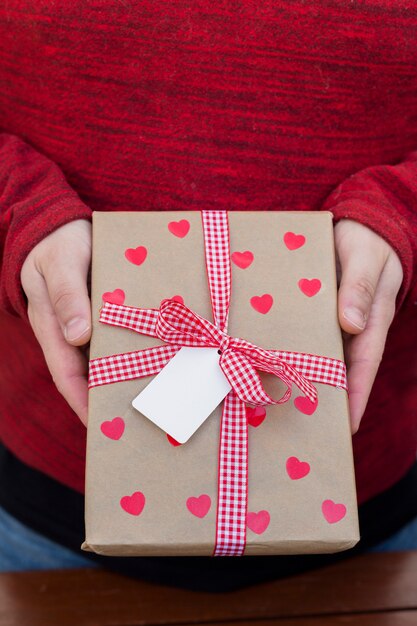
[89,210,347,556]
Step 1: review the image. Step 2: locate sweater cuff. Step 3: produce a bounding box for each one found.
[1,195,92,319]
[322,196,414,312]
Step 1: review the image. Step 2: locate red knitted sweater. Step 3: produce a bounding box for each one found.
[0,1,417,505]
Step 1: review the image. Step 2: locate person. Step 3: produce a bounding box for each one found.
[0,2,416,592]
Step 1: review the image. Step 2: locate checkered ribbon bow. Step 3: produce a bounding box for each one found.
[89,210,347,557]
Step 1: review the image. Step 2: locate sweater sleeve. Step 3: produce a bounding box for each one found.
[0,133,92,319]
[321,150,417,311]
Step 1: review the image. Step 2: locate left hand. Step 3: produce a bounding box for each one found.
[334,219,403,434]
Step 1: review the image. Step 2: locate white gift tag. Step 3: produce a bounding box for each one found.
[132,347,232,444]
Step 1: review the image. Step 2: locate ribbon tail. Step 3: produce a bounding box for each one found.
[88,345,180,388]
[213,391,248,557]
[279,363,318,403]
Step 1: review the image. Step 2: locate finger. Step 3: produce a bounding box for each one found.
[336,235,387,336]
[40,246,91,347]
[27,273,89,425]
[344,265,398,433]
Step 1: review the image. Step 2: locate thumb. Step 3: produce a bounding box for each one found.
[42,252,91,346]
[336,243,385,336]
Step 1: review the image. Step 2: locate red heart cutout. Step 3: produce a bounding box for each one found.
[124,246,147,266]
[167,434,182,446]
[102,289,125,305]
[286,456,310,480]
[294,395,318,415]
[250,294,273,314]
[246,510,270,534]
[298,278,321,297]
[231,251,254,269]
[100,417,125,440]
[168,220,190,238]
[171,295,184,305]
[120,491,145,516]
[322,499,347,524]
[246,406,266,428]
[284,232,306,250]
[186,494,211,518]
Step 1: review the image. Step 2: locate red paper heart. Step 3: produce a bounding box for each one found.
[171,295,184,305]
[298,278,321,297]
[168,220,190,238]
[246,510,270,534]
[186,494,211,518]
[120,491,145,516]
[284,232,306,250]
[100,417,125,440]
[286,456,310,480]
[124,246,147,266]
[167,434,182,446]
[294,395,318,415]
[250,294,273,314]
[246,406,266,428]
[231,250,254,269]
[322,499,347,524]
[102,289,125,305]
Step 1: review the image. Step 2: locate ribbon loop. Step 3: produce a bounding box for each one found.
[220,349,287,406]
[156,299,225,349]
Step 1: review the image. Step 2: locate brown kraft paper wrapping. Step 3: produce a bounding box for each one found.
[82,211,360,556]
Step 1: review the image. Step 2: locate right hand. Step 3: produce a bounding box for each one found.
[20,219,92,425]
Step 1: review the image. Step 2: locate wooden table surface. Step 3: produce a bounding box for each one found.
[0,551,417,626]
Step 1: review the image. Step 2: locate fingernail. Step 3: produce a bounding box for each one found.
[65,317,90,342]
[343,307,366,330]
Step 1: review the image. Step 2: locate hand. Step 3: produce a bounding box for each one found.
[334,219,403,434]
[20,219,92,426]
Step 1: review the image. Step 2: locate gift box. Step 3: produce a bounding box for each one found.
[82,211,359,557]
